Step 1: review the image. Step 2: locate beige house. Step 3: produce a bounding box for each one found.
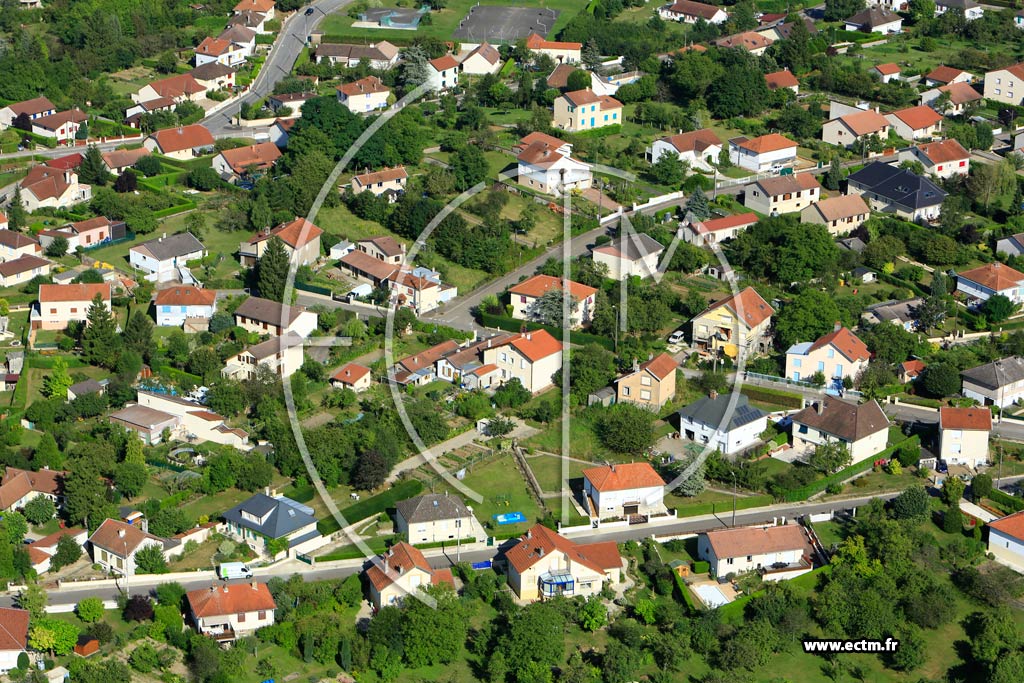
[885,106,943,141]
[744,173,821,215]
[581,462,666,519]
[233,297,318,337]
[330,362,372,392]
[481,330,562,394]
[504,524,622,602]
[983,62,1024,106]
[988,511,1024,572]
[592,234,664,280]
[350,167,408,197]
[0,255,51,289]
[939,406,991,468]
[0,467,66,513]
[690,287,774,358]
[524,33,581,63]
[35,283,111,331]
[615,353,677,409]
[509,274,598,329]
[552,89,623,133]
[186,583,276,642]
[223,333,304,381]
[784,325,870,384]
[143,124,215,160]
[88,519,170,576]
[822,109,890,149]
[366,541,455,610]
[791,397,890,465]
[800,195,870,236]
[459,42,502,75]
[239,217,323,268]
[109,404,179,445]
[136,391,249,450]
[336,76,391,114]
[18,165,91,212]
[685,213,758,245]
[394,493,483,545]
[698,524,814,581]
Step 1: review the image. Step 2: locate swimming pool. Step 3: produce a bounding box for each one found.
[493,512,527,525]
[692,584,731,608]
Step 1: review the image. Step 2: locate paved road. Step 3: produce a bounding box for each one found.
[201,0,353,136]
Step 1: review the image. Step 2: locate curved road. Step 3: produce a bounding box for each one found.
[202,0,354,136]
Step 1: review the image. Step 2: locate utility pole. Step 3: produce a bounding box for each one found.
[124,539,130,598]
[731,471,737,528]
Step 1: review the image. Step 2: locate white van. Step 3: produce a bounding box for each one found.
[218,562,253,580]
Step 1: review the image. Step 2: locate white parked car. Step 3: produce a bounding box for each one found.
[668,330,685,345]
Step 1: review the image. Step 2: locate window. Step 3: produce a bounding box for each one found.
[49,308,56,314]
[162,306,171,313]
[817,361,825,372]
[959,161,966,167]
[70,308,77,314]
[746,555,752,561]
[641,375,652,386]
[827,348,835,358]
[520,295,527,303]
[623,386,631,396]
[727,558,734,565]
[640,390,651,400]
[793,358,801,368]
[238,612,246,623]
[836,363,843,376]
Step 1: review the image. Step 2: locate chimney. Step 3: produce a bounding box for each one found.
[525,332,532,341]
[816,400,825,416]
[251,581,258,590]
[833,320,841,332]
[117,528,126,538]
[209,586,216,593]
[633,359,639,372]
[525,529,532,539]
[223,584,229,593]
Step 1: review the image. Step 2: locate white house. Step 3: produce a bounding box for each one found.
[194,37,248,68]
[31,110,88,143]
[997,233,1024,258]
[0,255,51,289]
[960,356,1024,408]
[592,234,664,280]
[143,124,215,159]
[698,524,814,581]
[0,467,66,513]
[524,33,581,64]
[920,81,981,115]
[514,132,592,196]
[791,397,891,465]
[221,492,325,560]
[233,297,317,337]
[988,510,1024,572]
[35,283,111,331]
[581,462,666,519]
[136,390,249,450]
[314,41,400,70]
[336,76,391,113]
[330,362,372,393]
[0,96,56,129]
[154,285,216,327]
[459,42,502,75]
[871,63,901,83]
[647,128,722,172]
[657,0,728,24]
[480,330,562,394]
[983,63,1024,106]
[905,139,970,179]
[935,0,983,20]
[956,262,1024,307]
[676,392,768,456]
[186,583,276,642]
[238,217,323,268]
[129,232,206,283]
[426,55,460,92]
[885,105,943,141]
[728,133,798,172]
[508,274,597,329]
[784,325,871,385]
[822,109,890,149]
[685,213,758,245]
[394,493,484,545]
[211,141,282,182]
[223,333,305,381]
[844,7,902,34]
[88,518,172,576]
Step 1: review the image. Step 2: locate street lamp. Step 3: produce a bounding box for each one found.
[731,471,737,528]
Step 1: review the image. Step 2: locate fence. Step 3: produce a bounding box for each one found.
[296,281,333,296]
[776,435,920,502]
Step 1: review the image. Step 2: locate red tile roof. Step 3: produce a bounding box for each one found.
[331,362,371,385]
[234,0,274,12]
[509,274,597,301]
[32,109,88,132]
[693,212,758,234]
[958,262,1024,292]
[38,283,111,303]
[940,406,992,431]
[901,359,925,378]
[888,105,943,131]
[20,164,72,202]
[916,139,969,164]
[638,353,678,381]
[926,65,968,84]
[808,195,869,222]
[352,166,407,187]
[563,89,622,110]
[663,128,721,154]
[583,462,665,492]
[155,285,217,307]
[397,340,460,373]
[505,524,621,575]
[873,63,900,75]
[664,0,725,20]
[338,75,390,97]
[765,70,799,89]
[734,133,796,154]
[705,524,811,559]
[365,541,453,591]
[0,607,28,652]
[809,327,870,362]
[506,329,562,362]
[149,124,215,154]
[146,74,205,99]
[699,286,774,329]
[834,109,890,136]
[525,33,582,51]
[88,518,164,555]
[102,147,151,171]
[715,31,773,52]
[429,55,459,72]
[0,255,50,278]
[217,141,282,174]
[196,37,233,57]
[938,81,981,105]
[989,509,1024,541]
[187,583,276,618]
[4,96,55,117]
[248,217,323,249]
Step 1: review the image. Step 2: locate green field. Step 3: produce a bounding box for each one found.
[319,0,586,44]
[524,453,588,493]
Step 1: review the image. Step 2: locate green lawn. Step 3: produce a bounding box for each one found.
[319,0,586,44]
[525,453,588,493]
[430,452,548,537]
[524,414,611,462]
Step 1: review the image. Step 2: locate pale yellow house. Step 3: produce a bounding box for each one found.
[744,173,821,216]
[481,330,562,394]
[984,63,1024,106]
[330,362,372,392]
[791,397,890,465]
[690,287,774,358]
[35,283,111,331]
[186,583,276,642]
[504,524,622,602]
[988,511,1024,572]
[366,542,455,610]
[800,195,870,236]
[938,406,991,468]
[394,493,484,545]
[553,89,623,133]
[222,333,304,381]
[615,353,678,409]
[239,217,323,268]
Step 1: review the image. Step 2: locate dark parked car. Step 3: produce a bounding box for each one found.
[305,7,315,14]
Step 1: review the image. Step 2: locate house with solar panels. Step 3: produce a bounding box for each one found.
[221,492,326,560]
[676,392,768,456]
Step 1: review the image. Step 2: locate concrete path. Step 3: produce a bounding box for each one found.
[960,499,999,523]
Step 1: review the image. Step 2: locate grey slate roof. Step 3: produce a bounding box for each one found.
[68,378,107,396]
[677,393,766,431]
[846,162,946,212]
[599,233,665,260]
[961,356,1024,391]
[862,297,922,325]
[395,493,472,524]
[222,493,317,539]
[234,296,306,327]
[131,232,205,262]
[791,397,889,443]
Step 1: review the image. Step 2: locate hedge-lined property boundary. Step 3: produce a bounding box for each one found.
[317,479,425,535]
[477,311,614,350]
[776,435,919,502]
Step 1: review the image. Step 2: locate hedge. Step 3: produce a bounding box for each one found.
[154,365,203,387]
[673,572,700,615]
[317,478,425,534]
[899,395,942,409]
[151,201,197,219]
[776,435,919,502]
[477,311,614,351]
[674,493,774,518]
[876,271,926,297]
[740,385,803,409]
[988,488,1024,513]
[317,537,390,561]
[692,560,709,574]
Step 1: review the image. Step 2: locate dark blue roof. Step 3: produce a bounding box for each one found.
[847,162,946,211]
[677,393,767,431]
[222,493,317,539]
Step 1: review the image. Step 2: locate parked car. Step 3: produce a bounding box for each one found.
[668,330,685,345]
